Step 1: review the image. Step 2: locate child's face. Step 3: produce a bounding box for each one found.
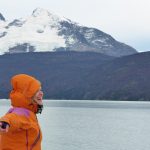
[32,88,43,105]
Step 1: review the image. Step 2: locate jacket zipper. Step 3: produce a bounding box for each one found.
[26,130,29,150]
[30,130,41,150]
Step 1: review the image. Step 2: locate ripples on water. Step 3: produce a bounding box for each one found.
[1,99,150,150]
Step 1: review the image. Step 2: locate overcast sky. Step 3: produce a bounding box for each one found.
[0,0,150,52]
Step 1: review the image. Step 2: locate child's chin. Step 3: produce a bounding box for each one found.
[38,101,43,105]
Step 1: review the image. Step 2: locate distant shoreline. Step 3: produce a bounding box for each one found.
[1,99,150,109]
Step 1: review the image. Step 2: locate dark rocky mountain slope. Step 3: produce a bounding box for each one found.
[0,51,149,101]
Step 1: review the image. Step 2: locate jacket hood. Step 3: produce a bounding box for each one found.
[10,74,41,112]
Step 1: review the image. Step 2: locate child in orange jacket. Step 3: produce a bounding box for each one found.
[0,74,44,150]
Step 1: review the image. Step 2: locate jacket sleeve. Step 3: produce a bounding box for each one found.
[0,113,32,132]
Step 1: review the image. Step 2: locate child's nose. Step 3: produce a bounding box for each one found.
[38,91,43,97]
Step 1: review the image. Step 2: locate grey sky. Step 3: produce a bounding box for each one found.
[0,0,150,52]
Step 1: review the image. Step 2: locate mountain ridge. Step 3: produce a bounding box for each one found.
[0,51,150,100]
[0,13,5,21]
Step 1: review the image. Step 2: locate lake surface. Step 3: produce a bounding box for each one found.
[1,99,150,150]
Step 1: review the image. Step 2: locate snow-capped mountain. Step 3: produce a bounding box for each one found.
[0,8,137,56]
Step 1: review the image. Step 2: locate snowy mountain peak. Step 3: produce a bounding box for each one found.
[0,8,137,56]
[31,8,67,23]
[32,8,52,18]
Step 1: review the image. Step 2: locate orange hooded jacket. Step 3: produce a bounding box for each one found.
[0,74,42,150]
